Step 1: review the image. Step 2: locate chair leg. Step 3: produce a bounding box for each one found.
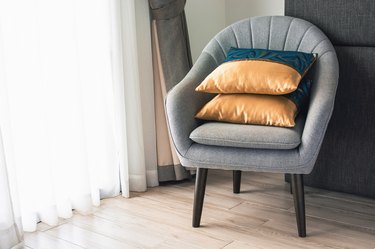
[291,174,306,237]
[192,168,208,227]
[290,182,293,194]
[233,170,241,194]
[286,173,293,194]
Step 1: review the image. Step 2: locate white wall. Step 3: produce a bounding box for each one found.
[186,0,285,62]
[185,0,226,62]
[225,0,284,25]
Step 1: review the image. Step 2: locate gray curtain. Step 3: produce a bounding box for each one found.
[149,0,192,181]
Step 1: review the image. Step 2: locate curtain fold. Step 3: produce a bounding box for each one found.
[118,0,158,194]
[0,11,24,248]
[0,0,122,232]
[0,0,157,239]
[149,0,192,181]
[0,131,23,249]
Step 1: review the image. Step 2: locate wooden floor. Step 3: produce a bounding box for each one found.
[24,170,375,249]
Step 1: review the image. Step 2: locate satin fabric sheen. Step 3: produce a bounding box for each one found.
[196,94,298,127]
[195,60,302,95]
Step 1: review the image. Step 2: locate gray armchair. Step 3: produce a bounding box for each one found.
[165,16,339,237]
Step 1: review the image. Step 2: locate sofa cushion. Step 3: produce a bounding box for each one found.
[195,47,316,95]
[190,116,305,150]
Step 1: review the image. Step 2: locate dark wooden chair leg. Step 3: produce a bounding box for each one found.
[233,170,242,194]
[286,173,293,194]
[192,168,208,227]
[291,174,306,237]
[290,182,293,194]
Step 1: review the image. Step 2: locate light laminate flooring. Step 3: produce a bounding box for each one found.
[24,170,375,249]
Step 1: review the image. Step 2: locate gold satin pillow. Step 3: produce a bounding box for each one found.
[195,94,298,127]
[195,60,302,95]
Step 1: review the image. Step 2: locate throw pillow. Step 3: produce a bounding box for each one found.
[195,78,312,127]
[195,47,316,95]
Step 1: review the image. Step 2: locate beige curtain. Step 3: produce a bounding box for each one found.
[149,0,192,181]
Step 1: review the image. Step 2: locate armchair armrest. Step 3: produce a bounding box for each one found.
[299,50,339,172]
[165,52,218,157]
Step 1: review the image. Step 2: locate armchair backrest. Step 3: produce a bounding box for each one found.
[202,16,333,68]
[166,16,338,172]
[195,16,339,167]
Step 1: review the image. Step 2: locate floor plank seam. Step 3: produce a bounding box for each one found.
[36,219,70,233]
[303,213,375,233]
[240,200,295,212]
[221,240,235,248]
[312,193,375,206]
[49,233,89,249]
[26,230,87,249]
[228,201,246,211]
[304,202,375,218]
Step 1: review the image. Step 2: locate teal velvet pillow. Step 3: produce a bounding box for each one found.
[285,77,312,112]
[224,47,316,76]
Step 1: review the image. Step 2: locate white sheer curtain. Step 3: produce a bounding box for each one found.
[0,131,23,249]
[116,0,158,194]
[0,9,24,248]
[0,0,157,241]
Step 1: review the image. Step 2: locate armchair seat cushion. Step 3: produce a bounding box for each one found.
[190,116,305,150]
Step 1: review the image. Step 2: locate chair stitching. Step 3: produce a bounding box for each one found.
[249,18,254,48]
[268,16,273,49]
[230,26,239,48]
[310,39,329,53]
[214,38,226,58]
[297,25,314,51]
[283,18,294,50]
[202,51,220,66]
[317,50,334,59]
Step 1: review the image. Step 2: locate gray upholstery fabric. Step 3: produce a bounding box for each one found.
[285,0,375,46]
[190,116,305,150]
[165,16,339,174]
[286,0,375,198]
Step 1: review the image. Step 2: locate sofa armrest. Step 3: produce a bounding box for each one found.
[165,52,218,157]
[299,50,339,172]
